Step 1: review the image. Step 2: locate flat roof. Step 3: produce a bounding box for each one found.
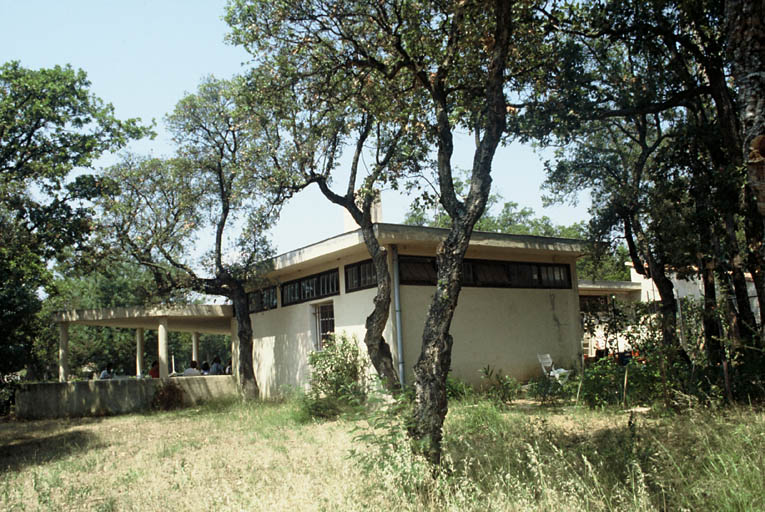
[53,305,233,334]
[578,280,642,295]
[271,223,586,273]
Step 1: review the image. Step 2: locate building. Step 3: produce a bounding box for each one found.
[52,223,585,400]
[247,223,584,397]
[577,264,762,358]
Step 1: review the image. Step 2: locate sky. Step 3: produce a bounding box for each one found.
[1,0,590,255]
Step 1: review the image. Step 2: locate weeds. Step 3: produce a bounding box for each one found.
[1,399,764,511]
[479,366,521,405]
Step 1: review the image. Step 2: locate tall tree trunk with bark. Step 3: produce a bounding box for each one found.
[408,1,513,465]
[723,213,760,343]
[231,287,259,399]
[727,0,765,216]
[701,260,725,366]
[359,220,400,391]
[313,170,401,392]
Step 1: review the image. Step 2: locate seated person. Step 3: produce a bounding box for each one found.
[99,364,114,380]
[201,361,210,375]
[209,356,224,375]
[148,360,160,379]
[183,360,202,376]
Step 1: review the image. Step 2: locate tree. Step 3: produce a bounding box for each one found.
[0,61,150,377]
[101,77,287,398]
[227,0,551,464]
[531,0,765,344]
[237,62,430,392]
[726,0,765,216]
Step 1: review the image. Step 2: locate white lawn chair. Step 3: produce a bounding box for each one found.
[537,353,571,384]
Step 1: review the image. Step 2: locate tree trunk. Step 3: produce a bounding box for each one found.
[312,173,401,392]
[726,0,765,215]
[231,288,259,399]
[701,261,724,366]
[407,0,512,466]
[723,213,759,343]
[409,227,469,465]
[359,220,400,392]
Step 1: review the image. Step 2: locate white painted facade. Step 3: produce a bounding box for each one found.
[249,224,584,398]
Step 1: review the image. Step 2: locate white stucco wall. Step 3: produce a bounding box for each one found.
[398,285,581,387]
[250,247,582,397]
[251,263,396,399]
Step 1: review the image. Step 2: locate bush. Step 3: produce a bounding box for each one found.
[479,366,520,404]
[302,333,367,419]
[0,379,19,416]
[580,358,661,408]
[151,380,185,411]
[445,375,473,400]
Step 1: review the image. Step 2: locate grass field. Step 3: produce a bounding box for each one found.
[1,398,764,511]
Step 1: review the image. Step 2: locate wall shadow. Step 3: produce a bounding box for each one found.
[0,428,102,472]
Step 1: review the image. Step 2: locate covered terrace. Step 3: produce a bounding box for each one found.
[52,305,235,380]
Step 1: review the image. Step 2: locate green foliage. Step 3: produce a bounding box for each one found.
[445,376,473,401]
[0,379,19,416]
[302,333,368,419]
[479,366,520,405]
[580,359,662,408]
[151,381,185,411]
[526,375,574,404]
[0,61,150,379]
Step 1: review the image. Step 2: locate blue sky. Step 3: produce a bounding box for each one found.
[1,0,589,254]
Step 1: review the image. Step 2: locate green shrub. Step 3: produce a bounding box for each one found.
[0,379,19,416]
[580,358,661,408]
[479,366,520,404]
[302,333,367,419]
[151,380,185,411]
[445,375,473,400]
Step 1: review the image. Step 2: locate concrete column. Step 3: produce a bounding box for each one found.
[158,318,169,379]
[135,328,145,377]
[230,317,239,381]
[192,332,200,363]
[58,322,69,382]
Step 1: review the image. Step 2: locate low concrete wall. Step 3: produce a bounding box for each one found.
[15,376,237,420]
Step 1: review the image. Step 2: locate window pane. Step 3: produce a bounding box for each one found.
[400,258,437,285]
[346,266,359,290]
[360,261,376,287]
[474,261,509,286]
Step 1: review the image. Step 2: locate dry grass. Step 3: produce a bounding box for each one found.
[0,400,372,511]
[1,399,764,511]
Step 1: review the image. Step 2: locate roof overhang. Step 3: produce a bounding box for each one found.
[53,305,234,335]
[267,223,586,279]
[578,280,641,296]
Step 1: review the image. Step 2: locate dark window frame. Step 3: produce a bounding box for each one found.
[345,259,378,293]
[397,256,439,286]
[281,268,340,307]
[398,256,572,289]
[250,285,278,313]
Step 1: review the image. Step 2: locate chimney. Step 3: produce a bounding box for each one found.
[343,191,382,232]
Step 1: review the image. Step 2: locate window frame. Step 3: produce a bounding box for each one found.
[345,259,378,293]
[314,301,335,351]
[398,256,572,289]
[281,268,340,307]
[250,285,278,313]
